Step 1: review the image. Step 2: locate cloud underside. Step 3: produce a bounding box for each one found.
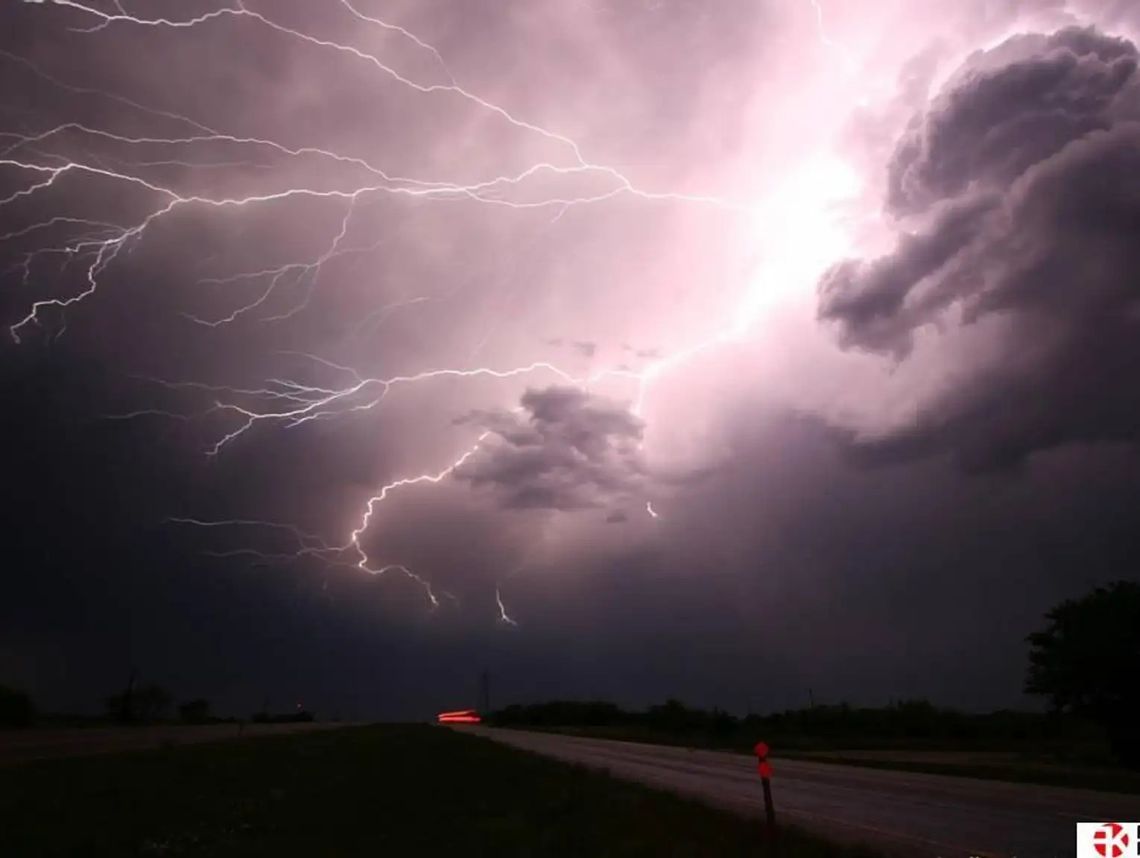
[455,386,646,511]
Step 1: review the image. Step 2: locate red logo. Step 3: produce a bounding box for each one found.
[1093,823,1130,858]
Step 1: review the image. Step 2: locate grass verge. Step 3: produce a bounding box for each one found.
[0,724,878,857]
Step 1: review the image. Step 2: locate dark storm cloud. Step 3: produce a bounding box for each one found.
[6,0,1140,727]
[0,0,779,720]
[818,192,999,353]
[820,26,1140,468]
[886,27,1137,214]
[454,386,645,510]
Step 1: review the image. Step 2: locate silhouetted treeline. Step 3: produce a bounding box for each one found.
[0,679,262,729]
[252,709,315,724]
[0,685,35,728]
[105,682,172,723]
[490,698,1095,750]
[178,698,213,724]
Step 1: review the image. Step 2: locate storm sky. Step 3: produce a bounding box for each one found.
[3,0,1140,719]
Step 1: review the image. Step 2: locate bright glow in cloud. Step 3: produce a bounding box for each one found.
[3,0,1135,634]
[735,154,862,333]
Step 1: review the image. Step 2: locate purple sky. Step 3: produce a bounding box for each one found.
[3,0,1140,719]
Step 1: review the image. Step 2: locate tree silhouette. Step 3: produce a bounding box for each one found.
[1026,581,1140,767]
[0,685,35,728]
[105,682,172,723]
[178,698,212,724]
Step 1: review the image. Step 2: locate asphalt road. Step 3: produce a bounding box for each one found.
[0,722,348,766]
[466,727,1140,858]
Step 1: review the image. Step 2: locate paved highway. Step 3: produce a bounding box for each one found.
[466,727,1140,857]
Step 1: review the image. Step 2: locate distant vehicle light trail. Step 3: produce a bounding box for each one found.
[437,709,482,724]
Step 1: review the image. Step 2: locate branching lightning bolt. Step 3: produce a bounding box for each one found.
[4,1,745,341]
[5,0,852,624]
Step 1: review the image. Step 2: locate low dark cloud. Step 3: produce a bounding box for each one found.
[820,27,1140,468]
[455,386,645,510]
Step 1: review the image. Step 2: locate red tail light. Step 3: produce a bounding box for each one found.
[436,709,482,724]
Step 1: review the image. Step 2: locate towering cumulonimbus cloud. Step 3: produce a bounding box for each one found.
[887,28,1138,215]
[819,26,1140,469]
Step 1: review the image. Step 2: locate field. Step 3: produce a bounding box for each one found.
[0,724,877,857]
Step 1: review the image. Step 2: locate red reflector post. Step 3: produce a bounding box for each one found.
[754,739,776,833]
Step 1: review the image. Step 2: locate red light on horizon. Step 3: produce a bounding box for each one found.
[437,708,482,724]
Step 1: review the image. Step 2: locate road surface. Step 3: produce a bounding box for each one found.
[0,722,348,766]
[466,727,1140,857]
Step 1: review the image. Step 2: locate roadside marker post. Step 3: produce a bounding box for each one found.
[754,741,777,833]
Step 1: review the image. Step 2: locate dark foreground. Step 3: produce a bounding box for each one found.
[0,722,346,766]
[470,727,1140,858]
[0,724,875,857]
